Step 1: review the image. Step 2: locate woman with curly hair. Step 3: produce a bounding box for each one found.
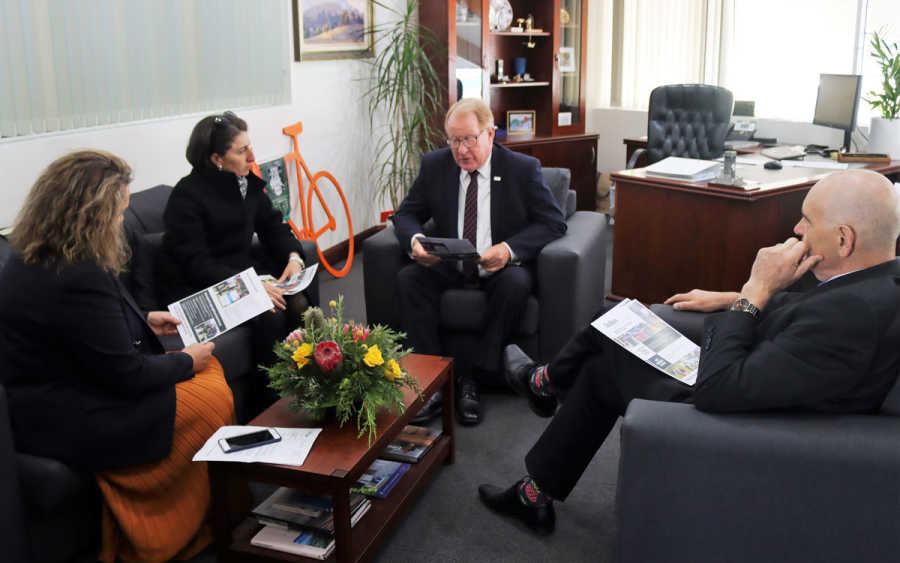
[0,150,235,561]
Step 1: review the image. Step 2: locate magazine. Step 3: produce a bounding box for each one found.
[257,262,319,296]
[250,500,371,559]
[167,267,273,345]
[252,487,367,534]
[351,459,410,498]
[381,425,442,463]
[591,299,699,385]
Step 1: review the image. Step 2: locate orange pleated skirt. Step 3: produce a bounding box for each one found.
[95,357,235,562]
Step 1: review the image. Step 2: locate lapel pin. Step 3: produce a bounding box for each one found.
[493,176,502,182]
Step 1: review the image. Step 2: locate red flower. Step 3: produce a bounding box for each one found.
[353,326,370,342]
[314,341,343,372]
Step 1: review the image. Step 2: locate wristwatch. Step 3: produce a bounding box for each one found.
[730,297,760,319]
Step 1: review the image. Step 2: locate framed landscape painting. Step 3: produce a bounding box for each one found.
[293,0,374,61]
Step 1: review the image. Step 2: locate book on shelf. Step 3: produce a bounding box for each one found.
[645,156,720,182]
[351,459,411,498]
[250,501,371,560]
[381,425,442,463]
[252,487,367,534]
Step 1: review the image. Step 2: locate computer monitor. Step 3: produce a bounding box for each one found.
[812,73,862,152]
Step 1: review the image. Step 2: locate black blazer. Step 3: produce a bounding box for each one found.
[0,256,194,471]
[161,167,304,303]
[393,143,567,267]
[695,259,900,413]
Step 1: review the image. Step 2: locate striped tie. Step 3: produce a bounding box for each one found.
[462,171,478,280]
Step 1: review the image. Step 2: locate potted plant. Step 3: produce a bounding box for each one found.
[365,0,445,211]
[865,30,900,155]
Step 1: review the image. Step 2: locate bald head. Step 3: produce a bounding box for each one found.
[811,169,900,254]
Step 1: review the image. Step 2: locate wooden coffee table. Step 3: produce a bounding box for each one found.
[209,353,455,562]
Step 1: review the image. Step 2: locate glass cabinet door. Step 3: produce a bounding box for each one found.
[558,0,583,127]
[455,0,483,100]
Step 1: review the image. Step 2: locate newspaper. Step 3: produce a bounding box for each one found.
[591,299,699,385]
[258,262,319,296]
[192,425,322,467]
[168,267,274,345]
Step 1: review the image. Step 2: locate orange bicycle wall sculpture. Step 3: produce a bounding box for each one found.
[252,121,354,278]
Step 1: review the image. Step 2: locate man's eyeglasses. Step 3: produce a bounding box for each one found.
[447,128,486,148]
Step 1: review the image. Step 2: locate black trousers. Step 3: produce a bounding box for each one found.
[525,320,694,500]
[396,262,532,375]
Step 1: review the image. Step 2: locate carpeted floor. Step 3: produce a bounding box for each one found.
[193,226,621,562]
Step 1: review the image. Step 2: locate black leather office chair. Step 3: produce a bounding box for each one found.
[628,84,734,168]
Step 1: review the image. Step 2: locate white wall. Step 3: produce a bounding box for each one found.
[587,107,647,173]
[0,1,402,248]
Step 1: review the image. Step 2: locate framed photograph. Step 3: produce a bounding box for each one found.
[558,47,576,72]
[507,110,536,136]
[293,0,374,61]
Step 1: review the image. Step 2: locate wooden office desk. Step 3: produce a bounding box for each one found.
[610,161,900,304]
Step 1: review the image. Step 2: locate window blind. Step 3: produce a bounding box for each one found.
[0,0,291,138]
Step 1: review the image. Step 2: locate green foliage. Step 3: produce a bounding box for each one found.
[865,30,900,120]
[365,0,445,209]
[263,296,419,444]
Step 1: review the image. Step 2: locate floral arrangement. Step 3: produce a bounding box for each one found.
[264,296,418,443]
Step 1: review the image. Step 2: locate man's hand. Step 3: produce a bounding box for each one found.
[278,255,304,283]
[664,290,740,312]
[411,238,440,267]
[263,283,287,311]
[740,237,822,310]
[477,243,510,273]
[183,342,215,373]
[147,311,181,336]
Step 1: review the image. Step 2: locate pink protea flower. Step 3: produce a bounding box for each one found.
[342,323,351,335]
[285,328,306,343]
[352,326,370,342]
[314,341,343,372]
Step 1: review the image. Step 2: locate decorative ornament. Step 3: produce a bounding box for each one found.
[489,0,513,32]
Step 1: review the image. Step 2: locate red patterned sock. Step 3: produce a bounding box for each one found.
[528,365,552,397]
[517,476,548,506]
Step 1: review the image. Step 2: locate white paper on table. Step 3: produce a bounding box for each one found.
[258,263,319,296]
[591,299,699,385]
[192,425,322,466]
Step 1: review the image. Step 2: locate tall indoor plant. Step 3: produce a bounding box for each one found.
[865,30,900,155]
[366,0,445,210]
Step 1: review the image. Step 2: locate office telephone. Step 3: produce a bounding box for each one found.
[726,119,757,141]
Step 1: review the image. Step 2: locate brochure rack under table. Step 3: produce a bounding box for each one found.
[209,354,455,562]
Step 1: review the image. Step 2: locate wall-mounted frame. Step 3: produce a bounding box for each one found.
[507,110,536,135]
[558,47,576,72]
[293,0,374,61]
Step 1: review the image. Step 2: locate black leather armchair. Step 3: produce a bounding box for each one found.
[363,167,608,370]
[615,304,900,563]
[628,83,734,168]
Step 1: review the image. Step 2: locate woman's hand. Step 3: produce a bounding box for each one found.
[279,254,304,283]
[183,342,215,373]
[263,283,287,311]
[147,311,181,336]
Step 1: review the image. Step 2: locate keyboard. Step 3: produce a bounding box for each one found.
[760,145,806,161]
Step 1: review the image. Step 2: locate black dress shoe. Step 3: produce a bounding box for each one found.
[478,480,555,536]
[411,391,442,425]
[456,376,481,426]
[503,345,557,418]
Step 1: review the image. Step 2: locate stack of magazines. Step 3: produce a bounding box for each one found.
[381,425,442,463]
[250,488,371,559]
[351,459,410,498]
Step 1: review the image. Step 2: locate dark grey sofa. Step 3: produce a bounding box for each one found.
[616,304,900,563]
[362,167,609,370]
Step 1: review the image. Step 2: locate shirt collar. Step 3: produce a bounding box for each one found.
[459,159,492,184]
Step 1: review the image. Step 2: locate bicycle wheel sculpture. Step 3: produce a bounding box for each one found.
[305,170,354,278]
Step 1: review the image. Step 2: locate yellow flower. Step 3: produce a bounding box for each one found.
[363,345,384,367]
[329,300,337,308]
[292,342,313,370]
[384,359,403,380]
[283,343,291,350]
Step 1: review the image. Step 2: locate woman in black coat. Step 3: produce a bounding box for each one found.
[161,111,310,412]
[0,150,234,561]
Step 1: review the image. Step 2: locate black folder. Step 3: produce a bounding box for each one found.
[418,237,480,260]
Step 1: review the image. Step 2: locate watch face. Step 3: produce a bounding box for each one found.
[489,0,513,31]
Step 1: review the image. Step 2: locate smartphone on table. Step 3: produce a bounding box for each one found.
[218,428,281,453]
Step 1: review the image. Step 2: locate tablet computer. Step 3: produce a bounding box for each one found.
[418,237,480,260]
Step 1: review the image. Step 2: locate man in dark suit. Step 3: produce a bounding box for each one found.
[479,168,900,534]
[393,98,567,426]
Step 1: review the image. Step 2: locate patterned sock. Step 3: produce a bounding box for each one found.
[528,365,552,397]
[517,476,549,507]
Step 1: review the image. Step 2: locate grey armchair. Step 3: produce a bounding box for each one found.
[615,304,900,563]
[363,167,608,369]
